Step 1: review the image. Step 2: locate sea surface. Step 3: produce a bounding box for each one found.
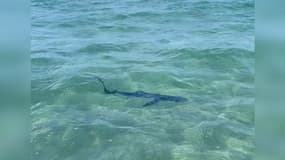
[31,0,255,159]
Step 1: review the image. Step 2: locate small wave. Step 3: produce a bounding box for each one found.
[78,43,130,54]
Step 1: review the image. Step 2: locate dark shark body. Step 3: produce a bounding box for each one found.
[96,77,188,107]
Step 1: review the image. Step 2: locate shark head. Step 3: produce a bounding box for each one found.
[173,96,188,102]
[170,96,188,102]
[160,95,188,103]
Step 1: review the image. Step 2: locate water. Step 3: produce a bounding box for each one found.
[31,0,255,159]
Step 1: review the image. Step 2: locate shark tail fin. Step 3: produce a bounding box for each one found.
[95,77,117,94]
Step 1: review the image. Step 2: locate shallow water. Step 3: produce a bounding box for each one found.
[31,0,255,159]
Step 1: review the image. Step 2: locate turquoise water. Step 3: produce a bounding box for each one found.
[31,0,254,159]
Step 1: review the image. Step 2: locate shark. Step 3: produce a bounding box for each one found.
[96,77,188,107]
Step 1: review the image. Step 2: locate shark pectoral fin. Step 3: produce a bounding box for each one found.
[143,98,160,107]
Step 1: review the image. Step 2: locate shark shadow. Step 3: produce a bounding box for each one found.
[95,77,188,107]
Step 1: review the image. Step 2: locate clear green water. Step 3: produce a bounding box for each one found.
[31,0,255,159]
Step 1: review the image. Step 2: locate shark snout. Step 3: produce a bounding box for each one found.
[175,96,188,102]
